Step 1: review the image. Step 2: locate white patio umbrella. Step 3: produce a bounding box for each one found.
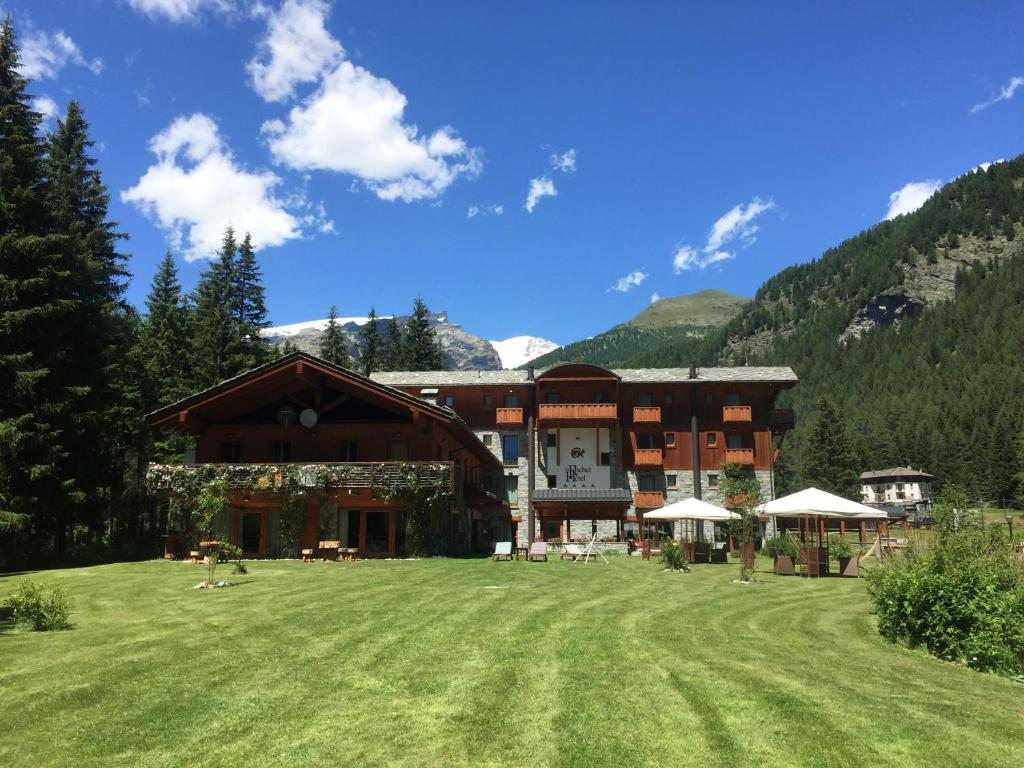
[643,497,740,521]
[756,487,886,519]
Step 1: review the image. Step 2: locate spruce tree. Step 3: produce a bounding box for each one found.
[382,316,405,371]
[404,297,445,371]
[318,305,350,367]
[232,232,270,369]
[358,306,381,375]
[191,227,239,387]
[141,253,191,406]
[801,396,861,498]
[0,18,81,553]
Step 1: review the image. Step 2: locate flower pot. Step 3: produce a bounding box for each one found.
[838,555,858,578]
[773,554,795,575]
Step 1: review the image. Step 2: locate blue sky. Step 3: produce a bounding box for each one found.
[10,0,1024,343]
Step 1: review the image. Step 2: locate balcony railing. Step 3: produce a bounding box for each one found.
[768,408,796,431]
[723,449,755,467]
[634,448,663,467]
[496,407,524,426]
[146,461,455,494]
[633,406,662,424]
[722,405,752,424]
[538,403,618,422]
[634,491,664,509]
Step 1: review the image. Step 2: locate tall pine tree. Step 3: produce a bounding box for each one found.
[404,297,445,371]
[0,19,83,555]
[140,253,191,406]
[801,396,860,498]
[232,232,270,370]
[381,316,405,371]
[358,306,381,375]
[191,227,239,387]
[318,305,350,367]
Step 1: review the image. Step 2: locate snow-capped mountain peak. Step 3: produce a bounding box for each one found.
[489,336,560,369]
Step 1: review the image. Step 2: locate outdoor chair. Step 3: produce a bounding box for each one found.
[300,548,314,563]
[528,542,548,561]
[189,550,200,565]
[492,541,513,561]
[561,543,584,561]
[710,542,728,563]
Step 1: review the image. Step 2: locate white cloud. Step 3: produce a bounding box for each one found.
[127,0,233,22]
[492,204,504,215]
[32,95,59,126]
[650,292,661,304]
[672,244,699,272]
[525,177,556,212]
[467,203,502,219]
[885,180,941,220]
[970,75,1024,114]
[550,148,576,173]
[467,206,478,219]
[247,0,344,102]
[122,113,327,260]
[611,270,648,292]
[263,61,481,202]
[19,29,102,80]
[705,197,775,254]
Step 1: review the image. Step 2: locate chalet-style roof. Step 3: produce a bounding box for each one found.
[860,466,934,481]
[532,488,633,502]
[144,352,500,470]
[371,365,798,388]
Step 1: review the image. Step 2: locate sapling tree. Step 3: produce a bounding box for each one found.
[720,462,764,582]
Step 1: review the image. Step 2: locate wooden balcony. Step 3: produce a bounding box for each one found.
[633,406,662,424]
[722,405,752,425]
[768,408,796,431]
[538,403,618,422]
[723,449,755,467]
[634,448,663,467]
[146,461,456,493]
[634,491,664,509]
[495,407,524,426]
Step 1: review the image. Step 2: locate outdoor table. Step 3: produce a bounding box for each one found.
[318,540,341,561]
[514,546,529,560]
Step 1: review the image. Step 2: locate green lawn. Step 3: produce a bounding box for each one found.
[2,557,1022,767]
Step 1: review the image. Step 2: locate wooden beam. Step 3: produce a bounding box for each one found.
[321,392,349,414]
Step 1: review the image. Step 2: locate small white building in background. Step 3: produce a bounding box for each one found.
[860,466,934,510]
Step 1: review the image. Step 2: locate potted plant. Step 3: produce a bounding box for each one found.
[763,534,800,575]
[829,535,857,577]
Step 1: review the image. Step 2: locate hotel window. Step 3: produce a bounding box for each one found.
[726,434,744,450]
[600,451,611,466]
[339,440,359,461]
[637,432,655,449]
[705,393,714,405]
[593,392,608,403]
[726,392,741,406]
[483,394,493,407]
[664,392,673,405]
[638,393,653,407]
[708,473,719,489]
[666,474,678,489]
[546,431,557,448]
[547,475,557,488]
[503,393,519,408]
[270,441,291,462]
[665,432,676,447]
[706,432,718,448]
[502,434,519,465]
[638,475,657,492]
[545,392,561,404]
[444,395,455,408]
[483,433,493,447]
[505,475,518,506]
[221,441,242,462]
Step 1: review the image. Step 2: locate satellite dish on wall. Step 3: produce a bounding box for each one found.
[276,406,297,427]
[300,408,319,428]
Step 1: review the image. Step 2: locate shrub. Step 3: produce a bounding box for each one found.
[6,582,71,631]
[763,534,800,561]
[659,538,689,571]
[828,535,854,559]
[866,530,1024,675]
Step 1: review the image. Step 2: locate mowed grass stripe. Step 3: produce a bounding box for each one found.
[2,557,1023,768]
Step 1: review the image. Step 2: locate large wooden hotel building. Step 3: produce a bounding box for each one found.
[147,352,796,556]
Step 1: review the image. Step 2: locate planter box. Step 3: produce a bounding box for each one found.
[774,554,795,575]
[838,555,859,578]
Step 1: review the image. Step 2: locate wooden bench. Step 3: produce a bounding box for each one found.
[340,548,359,562]
[300,548,315,563]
